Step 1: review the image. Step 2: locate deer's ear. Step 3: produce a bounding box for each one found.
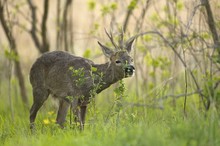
[98,41,114,58]
[125,36,136,53]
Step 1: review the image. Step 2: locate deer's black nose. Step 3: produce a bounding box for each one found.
[125,65,135,77]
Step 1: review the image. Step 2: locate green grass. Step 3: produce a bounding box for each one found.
[0,81,220,146]
[1,104,220,146]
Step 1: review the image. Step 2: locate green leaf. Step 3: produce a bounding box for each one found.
[177,1,184,11]
[87,0,96,11]
[4,50,19,61]
[69,66,74,71]
[150,13,159,22]
[143,35,153,42]
[128,0,138,10]
[101,5,110,16]
[167,17,179,26]
[91,67,97,72]
[110,2,117,10]
[66,96,74,102]
[200,32,211,39]
[83,49,91,58]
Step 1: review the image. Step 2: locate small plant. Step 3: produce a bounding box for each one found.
[114,80,126,113]
[105,80,127,125]
[69,66,86,87]
[88,66,105,125]
[89,66,104,97]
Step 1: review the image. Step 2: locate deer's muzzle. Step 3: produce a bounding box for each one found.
[124,65,135,77]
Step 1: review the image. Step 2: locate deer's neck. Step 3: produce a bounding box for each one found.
[92,62,123,93]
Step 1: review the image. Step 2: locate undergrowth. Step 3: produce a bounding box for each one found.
[0,80,220,146]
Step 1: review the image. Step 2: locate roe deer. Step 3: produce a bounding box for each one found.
[29,30,136,130]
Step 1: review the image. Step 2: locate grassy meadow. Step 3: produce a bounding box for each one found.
[0,77,220,146]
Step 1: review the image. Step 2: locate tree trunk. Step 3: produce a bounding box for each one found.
[200,0,220,55]
[0,2,29,107]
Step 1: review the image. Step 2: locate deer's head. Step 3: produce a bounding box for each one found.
[98,30,135,78]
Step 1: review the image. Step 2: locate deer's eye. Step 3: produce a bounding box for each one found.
[115,60,121,64]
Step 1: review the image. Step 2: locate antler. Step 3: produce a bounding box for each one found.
[104,28,119,50]
[118,28,124,50]
[104,28,150,52]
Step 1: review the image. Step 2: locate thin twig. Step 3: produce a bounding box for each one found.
[124,90,202,109]
[158,90,203,101]
[185,4,202,34]
[123,102,163,109]
[123,0,140,32]
[135,0,151,32]
[183,49,188,116]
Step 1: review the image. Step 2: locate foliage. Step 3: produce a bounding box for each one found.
[87,0,96,11]
[100,2,118,16]
[4,50,19,62]
[127,0,138,10]
[69,67,86,87]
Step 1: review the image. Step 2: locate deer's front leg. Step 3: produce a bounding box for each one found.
[70,100,81,129]
[56,99,70,128]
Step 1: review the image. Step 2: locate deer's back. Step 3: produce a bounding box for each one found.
[30,51,94,98]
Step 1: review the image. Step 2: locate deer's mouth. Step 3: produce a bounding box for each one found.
[124,65,135,77]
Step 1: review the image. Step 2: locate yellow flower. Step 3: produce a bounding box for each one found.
[43,119,50,125]
[48,111,54,115]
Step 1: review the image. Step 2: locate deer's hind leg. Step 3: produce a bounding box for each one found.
[30,87,50,129]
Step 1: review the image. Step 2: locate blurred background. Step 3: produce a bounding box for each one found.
[0,0,220,120]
